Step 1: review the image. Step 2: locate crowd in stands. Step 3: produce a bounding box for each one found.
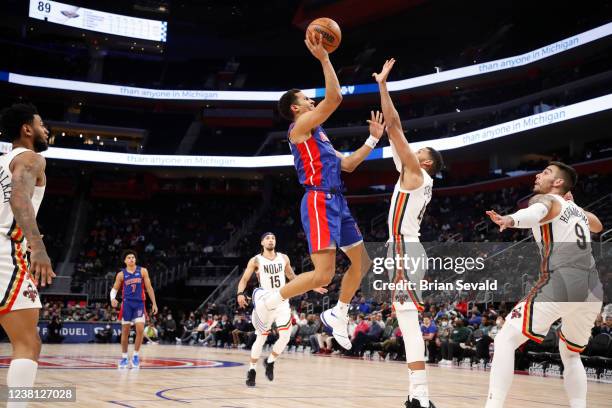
[36,295,612,373]
[71,195,254,292]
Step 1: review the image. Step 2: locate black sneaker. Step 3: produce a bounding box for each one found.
[263,358,274,381]
[246,369,256,387]
[404,397,436,408]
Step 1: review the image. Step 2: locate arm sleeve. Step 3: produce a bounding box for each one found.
[508,202,549,228]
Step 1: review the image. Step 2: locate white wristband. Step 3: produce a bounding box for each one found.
[364,135,379,149]
[509,202,549,228]
[110,288,117,301]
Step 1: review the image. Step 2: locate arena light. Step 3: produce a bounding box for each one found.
[1,93,609,167]
[28,0,168,42]
[2,23,611,101]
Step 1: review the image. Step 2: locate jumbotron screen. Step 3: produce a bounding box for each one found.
[28,0,167,42]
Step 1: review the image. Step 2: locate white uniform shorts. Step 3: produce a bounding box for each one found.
[0,235,41,315]
[507,265,603,352]
[262,302,292,336]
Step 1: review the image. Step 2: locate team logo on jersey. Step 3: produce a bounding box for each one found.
[510,307,522,319]
[23,284,38,302]
[319,132,330,143]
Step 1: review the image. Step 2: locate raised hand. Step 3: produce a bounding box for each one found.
[485,210,514,232]
[372,58,396,84]
[304,31,329,61]
[367,110,385,140]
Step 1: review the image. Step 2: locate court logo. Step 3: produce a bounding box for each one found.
[0,356,242,370]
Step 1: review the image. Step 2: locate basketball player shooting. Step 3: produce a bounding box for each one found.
[254,31,385,350]
[373,58,443,408]
[484,162,603,408]
[0,103,54,407]
[237,232,326,387]
[110,250,158,369]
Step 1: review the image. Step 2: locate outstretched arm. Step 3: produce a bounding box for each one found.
[337,111,385,173]
[486,194,557,231]
[237,257,257,308]
[10,152,55,287]
[142,268,158,315]
[290,32,343,144]
[373,59,422,177]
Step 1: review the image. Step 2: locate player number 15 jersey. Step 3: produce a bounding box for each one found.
[256,252,286,291]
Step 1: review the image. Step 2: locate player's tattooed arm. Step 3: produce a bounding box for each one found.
[486,194,554,231]
[527,194,555,210]
[9,151,55,286]
[142,268,158,315]
[237,257,257,308]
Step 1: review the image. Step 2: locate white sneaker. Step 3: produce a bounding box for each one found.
[320,308,351,350]
[251,288,273,333]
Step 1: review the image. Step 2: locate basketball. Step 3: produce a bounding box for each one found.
[306,17,342,53]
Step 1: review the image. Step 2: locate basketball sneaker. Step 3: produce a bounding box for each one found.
[118,357,129,369]
[251,288,273,333]
[131,355,140,369]
[320,308,351,350]
[263,358,274,381]
[246,369,256,387]
[405,397,436,408]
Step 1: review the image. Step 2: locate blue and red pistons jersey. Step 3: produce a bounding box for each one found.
[122,266,145,302]
[288,124,342,188]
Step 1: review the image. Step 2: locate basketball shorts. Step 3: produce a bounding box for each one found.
[0,235,41,315]
[120,300,146,324]
[300,190,362,254]
[261,301,292,336]
[387,237,426,312]
[507,266,603,352]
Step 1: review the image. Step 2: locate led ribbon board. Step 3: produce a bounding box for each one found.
[4,22,612,100]
[1,94,610,167]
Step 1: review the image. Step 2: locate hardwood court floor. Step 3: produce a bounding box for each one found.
[0,343,610,407]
